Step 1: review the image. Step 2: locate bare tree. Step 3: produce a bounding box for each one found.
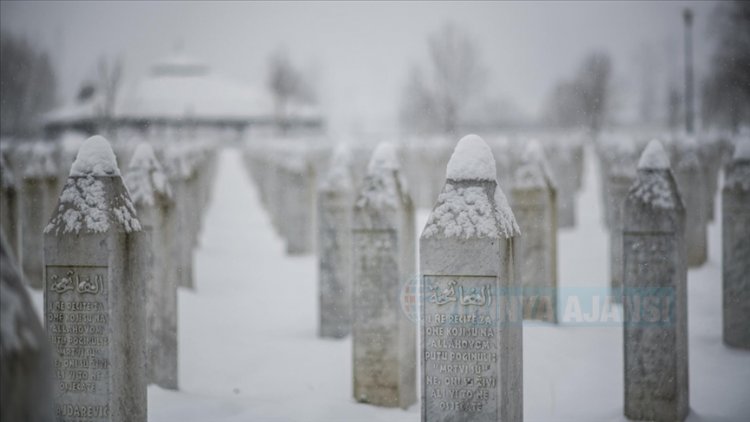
[399,23,487,135]
[701,1,750,132]
[542,51,613,134]
[267,48,316,132]
[0,31,57,138]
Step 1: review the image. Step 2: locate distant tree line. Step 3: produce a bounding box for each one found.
[0,31,57,138]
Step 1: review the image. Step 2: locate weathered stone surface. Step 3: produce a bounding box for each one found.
[164,146,196,289]
[722,139,750,349]
[511,140,558,323]
[608,169,636,302]
[673,138,708,267]
[125,143,179,389]
[622,140,688,422]
[43,136,147,422]
[352,142,416,408]
[317,145,354,338]
[1,231,55,422]
[421,134,523,422]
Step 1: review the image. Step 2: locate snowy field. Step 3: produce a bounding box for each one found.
[30,145,750,421]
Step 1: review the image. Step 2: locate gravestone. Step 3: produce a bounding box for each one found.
[44,135,147,422]
[19,142,59,288]
[1,232,55,422]
[317,144,355,338]
[164,146,195,289]
[0,153,20,261]
[511,139,558,322]
[124,143,179,388]
[608,161,636,302]
[674,137,708,267]
[352,142,416,408]
[722,139,750,349]
[547,141,577,228]
[421,134,523,422]
[622,140,688,422]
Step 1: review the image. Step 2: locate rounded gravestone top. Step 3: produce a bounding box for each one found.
[128,143,160,171]
[446,134,496,181]
[638,139,671,170]
[70,135,120,177]
[367,142,399,173]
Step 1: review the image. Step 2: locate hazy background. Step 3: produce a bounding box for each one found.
[0,1,716,136]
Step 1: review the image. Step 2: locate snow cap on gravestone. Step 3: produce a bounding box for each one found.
[422,134,519,239]
[367,142,399,174]
[638,139,671,171]
[321,143,353,191]
[516,138,555,189]
[45,135,140,235]
[69,135,120,177]
[445,134,496,182]
[126,143,173,207]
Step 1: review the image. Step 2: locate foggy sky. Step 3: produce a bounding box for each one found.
[1,1,716,136]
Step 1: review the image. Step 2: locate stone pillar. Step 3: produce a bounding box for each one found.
[164,146,195,289]
[608,165,636,302]
[722,139,750,349]
[44,135,147,422]
[421,134,522,422]
[19,142,59,288]
[511,139,558,323]
[124,143,179,389]
[674,137,707,267]
[622,140,688,422]
[548,141,577,228]
[0,153,20,262]
[317,144,354,338]
[352,142,416,408]
[1,232,55,422]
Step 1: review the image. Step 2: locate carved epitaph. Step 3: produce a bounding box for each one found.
[44,136,146,422]
[421,134,522,422]
[722,140,750,349]
[622,140,688,422]
[352,143,416,408]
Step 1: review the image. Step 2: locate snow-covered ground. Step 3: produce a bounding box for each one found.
[30,145,750,421]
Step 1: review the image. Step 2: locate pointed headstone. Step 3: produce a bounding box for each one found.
[421,134,523,421]
[511,139,558,322]
[352,142,416,408]
[674,136,708,267]
[722,138,750,349]
[317,144,355,338]
[125,143,179,389]
[44,135,147,422]
[622,139,689,422]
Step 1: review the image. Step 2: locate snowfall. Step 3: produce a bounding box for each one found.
[29,144,750,421]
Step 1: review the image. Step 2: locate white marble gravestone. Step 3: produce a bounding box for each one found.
[674,137,708,267]
[352,142,416,408]
[1,231,55,422]
[421,134,523,422]
[722,138,750,349]
[511,139,558,323]
[317,144,355,338]
[44,135,147,422]
[622,140,688,422]
[125,143,179,389]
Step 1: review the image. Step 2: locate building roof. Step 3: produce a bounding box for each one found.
[45,53,322,127]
